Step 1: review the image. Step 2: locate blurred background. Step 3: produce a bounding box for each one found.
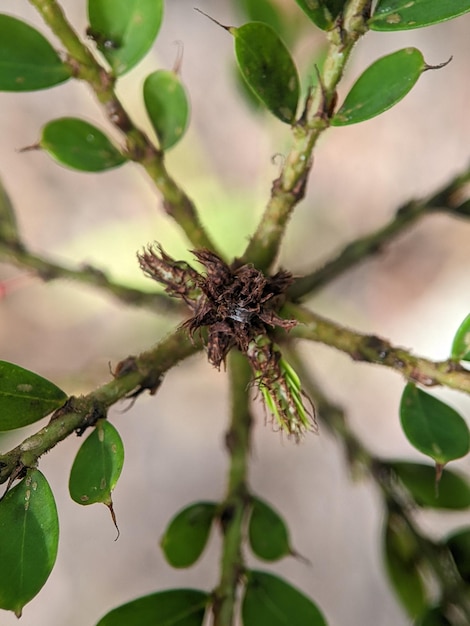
[1,1,470,625]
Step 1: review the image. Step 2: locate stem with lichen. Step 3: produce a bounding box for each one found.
[27,0,220,255]
[213,350,253,626]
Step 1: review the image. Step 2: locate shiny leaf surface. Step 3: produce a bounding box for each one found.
[370,0,470,31]
[248,497,291,561]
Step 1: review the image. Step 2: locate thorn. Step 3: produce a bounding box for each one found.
[424,56,453,72]
[106,500,121,541]
[172,40,184,75]
[193,8,231,32]
[18,142,40,153]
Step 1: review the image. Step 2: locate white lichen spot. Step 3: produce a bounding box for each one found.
[25,490,31,502]
[306,0,320,9]
[111,444,117,454]
[24,501,30,511]
[100,477,107,490]
[17,383,33,393]
[386,13,402,24]
[32,481,38,491]
[80,495,89,502]
[404,1,414,7]
[288,76,297,92]
[86,133,96,143]
[279,107,292,121]
[98,427,105,443]
[25,475,32,487]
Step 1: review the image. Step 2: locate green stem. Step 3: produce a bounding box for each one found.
[242,0,372,271]
[285,303,470,395]
[213,350,253,626]
[0,242,183,312]
[289,165,470,300]
[0,327,201,485]
[28,0,220,254]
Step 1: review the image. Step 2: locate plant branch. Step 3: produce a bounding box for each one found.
[242,0,372,271]
[285,303,470,394]
[289,164,470,300]
[0,327,202,486]
[0,242,183,312]
[213,350,253,626]
[27,0,220,255]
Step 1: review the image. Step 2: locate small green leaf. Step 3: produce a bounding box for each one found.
[242,570,328,626]
[0,14,71,92]
[383,513,427,619]
[87,0,164,75]
[160,501,217,568]
[331,48,426,126]
[95,589,209,626]
[143,70,190,150]
[391,461,470,509]
[232,22,300,124]
[446,527,470,583]
[0,469,59,617]
[69,419,124,507]
[40,118,127,172]
[0,177,22,246]
[248,497,291,561]
[239,0,288,38]
[294,0,345,31]
[370,0,470,31]
[0,361,67,431]
[451,313,470,361]
[399,384,470,465]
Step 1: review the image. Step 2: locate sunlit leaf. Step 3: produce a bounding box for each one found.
[144,70,190,150]
[242,570,328,626]
[451,313,470,361]
[0,14,71,91]
[40,118,127,172]
[294,0,345,31]
[370,0,470,31]
[391,461,470,509]
[332,48,426,126]
[0,470,59,617]
[399,384,470,464]
[0,360,67,431]
[248,497,292,561]
[446,527,470,583]
[87,0,164,75]
[95,589,208,626]
[160,502,217,568]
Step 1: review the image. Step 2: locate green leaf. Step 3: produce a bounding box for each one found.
[331,48,426,126]
[87,0,164,75]
[0,361,67,431]
[391,461,470,509]
[232,22,300,124]
[415,607,452,626]
[242,570,328,626]
[0,177,21,246]
[40,118,127,172]
[446,527,470,583]
[160,501,217,568]
[239,0,287,38]
[143,70,190,150]
[383,513,427,619]
[248,497,291,561]
[370,0,470,31]
[95,589,208,626]
[451,313,470,361]
[294,0,346,31]
[69,419,124,507]
[0,14,71,92]
[0,469,59,617]
[399,384,470,464]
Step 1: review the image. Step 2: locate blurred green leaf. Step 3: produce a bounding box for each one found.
[391,461,470,509]
[0,361,67,431]
[294,0,345,31]
[0,469,59,617]
[160,501,217,568]
[40,118,127,172]
[242,570,328,626]
[451,313,470,361]
[238,0,287,38]
[95,589,208,626]
[69,419,124,507]
[383,513,427,619]
[332,48,425,126]
[415,607,452,626]
[0,14,71,91]
[446,527,470,583]
[399,383,470,465]
[370,0,470,31]
[248,497,292,561]
[87,0,163,75]
[232,22,300,124]
[144,70,190,150]
[0,177,21,246]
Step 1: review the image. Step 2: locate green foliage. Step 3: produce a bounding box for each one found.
[95,589,209,626]
[294,0,346,31]
[87,0,164,75]
[0,469,58,617]
[0,14,71,91]
[451,313,470,361]
[0,177,21,247]
[160,501,217,568]
[40,118,127,172]
[248,497,292,561]
[445,527,470,582]
[370,0,470,31]
[0,361,67,431]
[399,384,470,465]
